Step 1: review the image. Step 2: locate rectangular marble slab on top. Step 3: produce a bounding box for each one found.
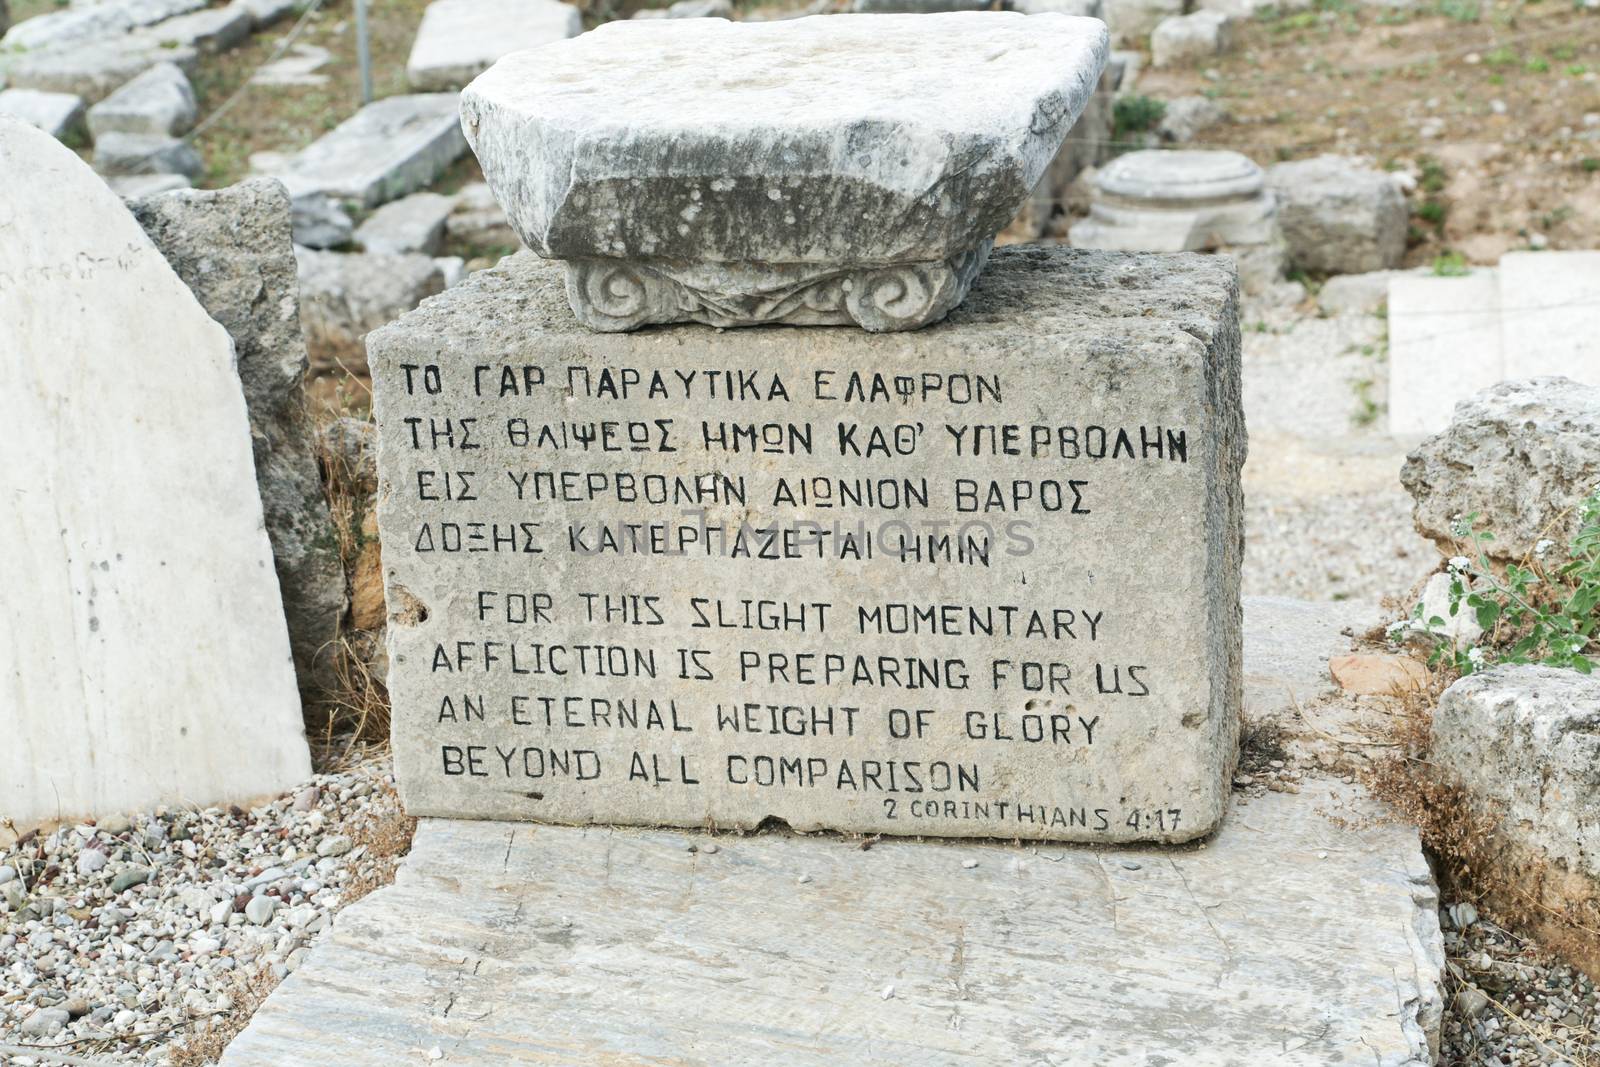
[368,245,1245,844]
[215,781,1443,1067]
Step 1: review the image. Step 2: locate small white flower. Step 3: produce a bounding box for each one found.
[1386,619,1410,639]
[1467,647,1485,666]
[1535,539,1555,557]
[1573,640,1586,654]
[1448,555,1471,574]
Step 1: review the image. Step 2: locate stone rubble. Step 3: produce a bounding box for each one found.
[0,756,408,1063]
[405,0,580,92]
[263,93,466,210]
[1150,9,1234,67]
[0,88,85,140]
[1265,155,1408,275]
[353,190,454,256]
[86,61,197,139]
[94,130,204,179]
[3,35,200,103]
[1157,94,1228,143]
[131,179,349,697]
[294,246,448,377]
[1401,377,1600,566]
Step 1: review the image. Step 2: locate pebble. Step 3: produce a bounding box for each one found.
[961,858,979,869]
[317,834,354,858]
[701,843,718,855]
[0,755,407,1062]
[1119,860,1142,871]
[109,866,151,893]
[797,874,812,885]
[246,895,279,926]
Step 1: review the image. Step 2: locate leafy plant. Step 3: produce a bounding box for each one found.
[1112,95,1166,141]
[1404,491,1600,675]
[1431,249,1469,275]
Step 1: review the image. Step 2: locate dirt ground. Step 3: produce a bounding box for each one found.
[1137,1,1600,265]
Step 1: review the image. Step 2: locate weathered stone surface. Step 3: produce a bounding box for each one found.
[251,42,331,87]
[266,93,466,209]
[849,0,988,10]
[106,171,191,198]
[294,247,447,375]
[1004,64,1113,241]
[368,245,1244,842]
[1498,250,1600,381]
[1150,10,1234,66]
[0,119,309,833]
[86,60,196,138]
[4,35,199,103]
[1401,377,1600,566]
[406,0,579,92]
[93,129,203,179]
[354,190,453,256]
[0,87,85,140]
[145,2,252,52]
[461,13,1109,330]
[1103,0,1183,43]
[217,779,1442,1067]
[1433,665,1600,976]
[1265,156,1408,275]
[240,0,295,28]
[1386,268,1502,436]
[1157,94,1228,143]
[131,179,348,696]
[1008,0,1102,15]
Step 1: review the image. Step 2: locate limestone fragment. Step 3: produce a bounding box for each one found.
[131,179,349,696]
[1265,156,1408,275]
[1150,10,1235,66]
[1401,377,1600,566]
[93,130,203,179]
[87,61,197,138]
[0,118,309,832]
[354,191,454,256]
[0,88,86,140]
[406,0,580,92]
[265,93,466,209]
[294,248,448,375]
[460,13,1109,330]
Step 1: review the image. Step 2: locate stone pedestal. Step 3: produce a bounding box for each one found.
[1070,149,1286,291]
[367,245,1245,845]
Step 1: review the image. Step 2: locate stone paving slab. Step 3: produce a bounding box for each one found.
[219,779,1442,1066]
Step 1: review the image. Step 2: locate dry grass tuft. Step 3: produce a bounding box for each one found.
[342,783,418,905]
[167,965,282,1067]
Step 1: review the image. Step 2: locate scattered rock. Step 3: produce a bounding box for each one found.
[106,172,193,198]
[145,3,252,53]
[1103,0,1184,44]
[317,834,353,858]
[1150,11,1235,68]
[289,191,355,249]
[265,93,467,209]
[252,42,334,87]
[355,191,454,256]
[1432,665,1600,976]
[246,895,279,925]
[446,181,520,251]
[406,0,581,91]
[110,867,152,893]
[3,35,200,103]
[294,248,448,375]
[98,813,133,835]
[1401,377,1600,567]
[93,131,203,179]
[1453,985,1490,1019]
[1266,156,1408,275]
[76,848,109,876]
[1157,95,1227,143]
[132,178,349,695]
[21,1007,70,1038]
[0,88,87,141]
[87,61,197,138]
[1328,653,1429,696]
[240,0,296,28]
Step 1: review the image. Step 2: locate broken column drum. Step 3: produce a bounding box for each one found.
[1070,148,1278,253]
[460,13,1110,332]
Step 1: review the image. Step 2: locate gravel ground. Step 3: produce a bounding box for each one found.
[0,754,410,1066]
[1440,900,1600,1066]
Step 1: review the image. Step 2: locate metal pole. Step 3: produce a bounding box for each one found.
[355,0,373,104]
